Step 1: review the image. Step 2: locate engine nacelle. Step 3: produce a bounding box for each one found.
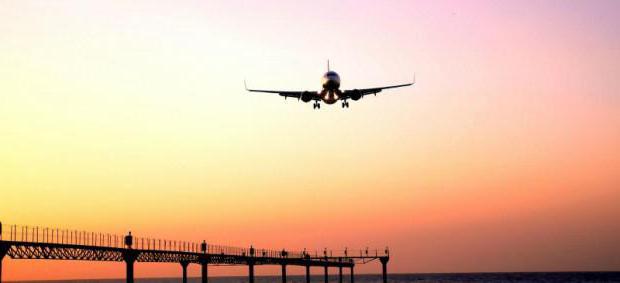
[301,91,313,103]
[350,89,362,101]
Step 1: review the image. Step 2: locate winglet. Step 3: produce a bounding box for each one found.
[244,79,248,91]
[413,73,416,85]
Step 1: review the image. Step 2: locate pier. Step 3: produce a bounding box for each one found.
[0,222,389,282]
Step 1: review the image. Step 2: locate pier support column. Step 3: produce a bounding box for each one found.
[338,266,343,283]
[248,246,255,283]
[122,251,138,283]
[200,241,209,283]
[281,264,287,283]
[0,243,9,283]
[123,232,137,283]
[200,261,208,283]
[125,258,134,283]
[248,262,255,283]
[180,261,189,283]
[350,266,354,283]
[305,265,311,283]
[324,265,328,283]
[380,257,389,283]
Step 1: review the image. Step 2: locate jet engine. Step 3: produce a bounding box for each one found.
[350,89,362,101]
[301,91,313,103]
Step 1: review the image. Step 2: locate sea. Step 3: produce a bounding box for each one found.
[10,273,620,283]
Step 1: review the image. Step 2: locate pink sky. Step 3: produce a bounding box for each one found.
[1,0,619,280]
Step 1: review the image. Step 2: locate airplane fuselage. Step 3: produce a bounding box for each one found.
[320,71,342,104]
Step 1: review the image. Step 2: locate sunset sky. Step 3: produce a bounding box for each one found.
[1,0,619,280]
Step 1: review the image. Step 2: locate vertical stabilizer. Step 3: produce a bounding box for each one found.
[327,60,330,72]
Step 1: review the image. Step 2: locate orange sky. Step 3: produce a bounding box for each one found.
[1,0,619,280]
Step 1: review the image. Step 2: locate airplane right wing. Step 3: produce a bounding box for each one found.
[245,81,318,100]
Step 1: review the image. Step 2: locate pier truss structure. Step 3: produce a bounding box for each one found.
[0,222,390,283]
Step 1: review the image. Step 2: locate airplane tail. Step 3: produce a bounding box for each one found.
[327,60,330,72]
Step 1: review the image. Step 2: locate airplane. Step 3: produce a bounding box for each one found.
[244,61,415,109]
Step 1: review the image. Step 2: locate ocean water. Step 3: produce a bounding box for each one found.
[11,273,620,283]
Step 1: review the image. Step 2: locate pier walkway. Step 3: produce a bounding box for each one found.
[0,222,389,283]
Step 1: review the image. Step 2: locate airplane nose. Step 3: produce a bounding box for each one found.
[321,90,338,104]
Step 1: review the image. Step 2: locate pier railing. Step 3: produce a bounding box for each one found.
[0,223,387,259]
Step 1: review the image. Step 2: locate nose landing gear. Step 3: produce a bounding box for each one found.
[341,101,350,108]
[313,102,321,109]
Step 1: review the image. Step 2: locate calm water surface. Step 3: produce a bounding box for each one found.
[11,272,620,283]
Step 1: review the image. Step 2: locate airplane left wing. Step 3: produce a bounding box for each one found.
[341,76,415,99]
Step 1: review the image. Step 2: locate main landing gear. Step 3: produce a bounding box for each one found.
[313,102,321,109]
[341,101,350,108]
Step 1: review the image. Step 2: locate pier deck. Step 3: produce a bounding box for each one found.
[0,222,389,283]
